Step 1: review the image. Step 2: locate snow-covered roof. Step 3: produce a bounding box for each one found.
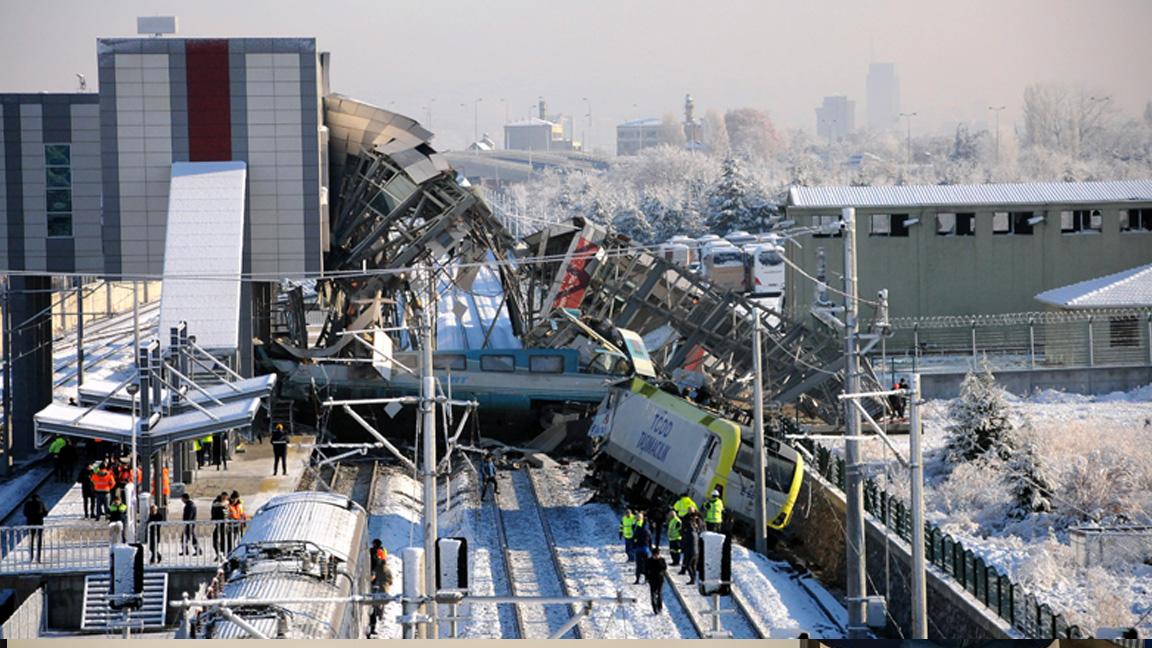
[788,179,1152,209]
[1035,264,1152,309]
[505,117,554,128]
[618,117,662,127]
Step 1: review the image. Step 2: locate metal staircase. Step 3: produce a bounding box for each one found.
[80,572,169,632]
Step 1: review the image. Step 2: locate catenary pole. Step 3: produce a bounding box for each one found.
[421,265,439,638]
[842,207,868,638]
[909,373,927,638]
[752,312,768,554]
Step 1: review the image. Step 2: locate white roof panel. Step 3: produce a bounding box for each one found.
[789,179,1152,209]
[158,162,247,354]
[1035,263,1152,309]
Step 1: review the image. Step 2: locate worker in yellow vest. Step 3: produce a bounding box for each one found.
[666,507,683,566]
[703,489,724,532]
[673,493,697,518]
[619,509,637,562]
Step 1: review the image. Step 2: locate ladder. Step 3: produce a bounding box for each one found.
[79,572,169,632]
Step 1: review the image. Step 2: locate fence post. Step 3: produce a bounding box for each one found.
[1087,316,1094,367]
[1147,314,1151,366]
[913,322,920,374]
[1028,318,1035,369]
[970,320,977,359]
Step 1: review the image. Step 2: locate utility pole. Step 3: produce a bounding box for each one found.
[900,112,917,165]
[842,207,868,638]
[752,312,768,554]
[76,276,85,388]
[1,278,11,476]
[420,265,439,639]
[987,106,1006,165]
[909,373,927,639]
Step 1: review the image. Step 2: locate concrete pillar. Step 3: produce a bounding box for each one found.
[8,275,54,460]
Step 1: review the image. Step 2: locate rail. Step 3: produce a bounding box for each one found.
[0,519,238,575]
[487,469,526,639]
[522,467,582,639]
[795,435,1085,639]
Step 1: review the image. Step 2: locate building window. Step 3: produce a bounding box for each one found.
[994,211,1034,235]
[1061,209,1102,234]
[1109,316,1139,348]
[870,213,909,237]
[936,212,974,236]
[44,144,72,238]
[812,214,842,237]
[1120,209,1152,232]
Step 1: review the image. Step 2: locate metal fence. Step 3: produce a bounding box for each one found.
[876,309,1152,375]
[796,438,1085,639]
[0,519,237,575]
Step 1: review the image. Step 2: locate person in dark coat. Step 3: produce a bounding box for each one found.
[479,453,499,500]
[645,547,669,614]
[897,377,910,418]
[210,492,228,561]
[146,503,165,563]
[680,511,700,583]
[80,463,96,519]
[632,514,652,584]
[367,538,393,637]
[180,493,202,556]
[647,503,667,550]
[23,493,47,562]
[271,423,289,476]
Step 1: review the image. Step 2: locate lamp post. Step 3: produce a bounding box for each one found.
[583,97,592,153]
[987,106,1006,164]
[426,98,435,128]
[473,97,483,147]
[900,112,917,164]
[126,382,140,543]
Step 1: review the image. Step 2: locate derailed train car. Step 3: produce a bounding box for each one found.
[191,492,370,639]
[590,378,804,530]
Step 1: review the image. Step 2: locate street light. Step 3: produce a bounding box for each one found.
[126,382,140,543]
[582,97,592,153]
[899,112,918,164]
[426,98,435,128]
[473,97,483,147]
[987,106,1006,165]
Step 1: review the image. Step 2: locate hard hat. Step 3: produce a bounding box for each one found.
[275,423,285,431]
[712,490,720,497]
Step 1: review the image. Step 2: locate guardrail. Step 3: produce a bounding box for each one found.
[0,519,238,574]
[794,435,1084,640]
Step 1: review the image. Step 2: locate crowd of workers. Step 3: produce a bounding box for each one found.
[620,489,725,615]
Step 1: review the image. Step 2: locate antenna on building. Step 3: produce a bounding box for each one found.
[137,16,178,38]
[75,74,87,93]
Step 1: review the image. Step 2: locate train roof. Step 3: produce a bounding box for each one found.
[238,492,365,563]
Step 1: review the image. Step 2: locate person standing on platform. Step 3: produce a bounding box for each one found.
[632,513,652,584]
[271,423,289,476]
[23,493,47,562]
[179,493,202,556]
[666,507,683,567]
[645,547,668,614]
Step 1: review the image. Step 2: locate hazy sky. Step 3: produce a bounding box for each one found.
[2,0,1150,151]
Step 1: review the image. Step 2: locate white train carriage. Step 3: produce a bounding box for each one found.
[193,492,371,640]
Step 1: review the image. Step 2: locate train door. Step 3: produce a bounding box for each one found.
[688,433,723,499]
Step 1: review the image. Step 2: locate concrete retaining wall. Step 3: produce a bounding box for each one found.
[920,365,1152,400]
[781,472,1018,640]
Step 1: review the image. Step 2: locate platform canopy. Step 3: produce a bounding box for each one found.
[1035,263,1152,309]
[77,373,276,411]
[158,161,248,355]
[34,398,261,450]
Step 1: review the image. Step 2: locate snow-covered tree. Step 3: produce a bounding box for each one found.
[945,361,1015,463]
[724,108,781,161]
[704,156,775,234]
[612,203,653,243]
[1004,423,1053,518]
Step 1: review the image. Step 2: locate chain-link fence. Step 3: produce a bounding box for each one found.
[874,309,1152,375]
[796,437,1085,639]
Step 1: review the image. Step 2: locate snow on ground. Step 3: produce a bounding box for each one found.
[837,381,1152,635]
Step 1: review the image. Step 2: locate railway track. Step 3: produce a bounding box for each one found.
[489,467,575,639]
[523,468,584,639]
[51,301,161,389]
[487,472,526,639]
[664,558,762,639]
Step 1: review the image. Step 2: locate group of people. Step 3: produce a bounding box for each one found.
[80,457,141,521]
[208,490,250,561]
[619,489,726,614]
[192,433,230,470]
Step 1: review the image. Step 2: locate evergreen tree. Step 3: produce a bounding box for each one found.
[1004,423,1054,518]
[584,197,612,227]
[705,156,775,234]
[945,360,1015,463]
[612,203,654,243]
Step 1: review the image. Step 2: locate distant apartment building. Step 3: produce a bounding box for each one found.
[815,95,855,140]
[616,118,662,156]
[504,99,578,152]
[866,63,900,130]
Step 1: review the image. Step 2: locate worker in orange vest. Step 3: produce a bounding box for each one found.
[152,466,171,500]
[90,463,115,519]
[226,490,247,553]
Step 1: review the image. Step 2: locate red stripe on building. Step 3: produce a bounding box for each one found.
[185,40,232,161]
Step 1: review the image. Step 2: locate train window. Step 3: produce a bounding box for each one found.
[433,354,467,371]
[479,355,516,372]
[528,354,565,374]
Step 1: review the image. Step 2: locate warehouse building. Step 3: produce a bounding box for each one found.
[783,180,1152,322]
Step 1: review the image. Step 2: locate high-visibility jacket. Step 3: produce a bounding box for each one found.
[48,437,67,455]
[620,513,636,539]
[704,496,724,524]
[91,470,115,493]
[108,502,127,522]
[667,514,682,541]
[673,496,697,518]
[200,435,213,445]
[193,439,202,452]
[153,467,170,497]
[227,500,246,521]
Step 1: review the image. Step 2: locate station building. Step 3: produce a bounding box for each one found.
[783,180,1152,322]
[0,36,337,461]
